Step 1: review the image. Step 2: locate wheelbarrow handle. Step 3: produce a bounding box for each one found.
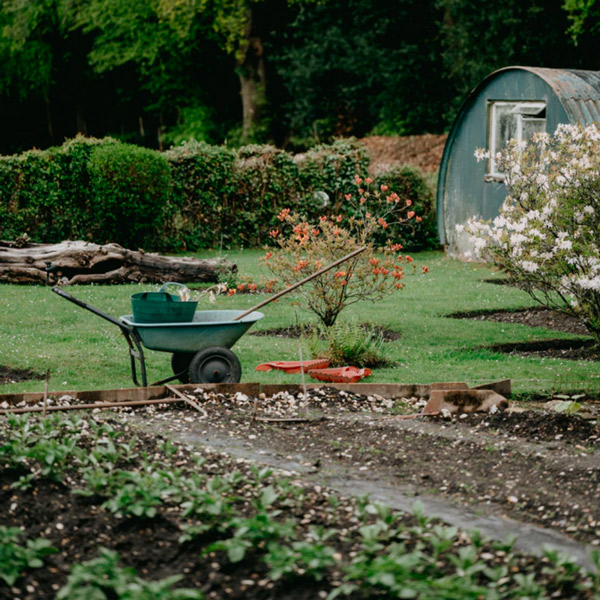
[232,246,367,321]
[52,286,148,387]
[52,286,132,332]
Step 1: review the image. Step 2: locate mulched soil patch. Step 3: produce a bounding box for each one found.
[488,338,598,361]
[131,387,600,544]
[0,366,44,385]
[446,409,600,445]
[449,306,599,360]
[251,324,402,342]
[2,387,600,599]
[448,306,590,336]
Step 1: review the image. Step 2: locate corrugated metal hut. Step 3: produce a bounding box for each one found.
[437,67,600,258]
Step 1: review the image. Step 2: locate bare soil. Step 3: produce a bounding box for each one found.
[450,306,599,361]
[0,366,44,385]
[250,324,402,342]
[1,387,599,599]
[139,388,600,545]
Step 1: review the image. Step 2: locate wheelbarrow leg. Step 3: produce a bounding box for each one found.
[121,329,148,388]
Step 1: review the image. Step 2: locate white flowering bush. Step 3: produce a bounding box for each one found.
[463,123,600,343]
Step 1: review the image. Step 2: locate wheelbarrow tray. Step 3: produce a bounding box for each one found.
[120,310,264,353]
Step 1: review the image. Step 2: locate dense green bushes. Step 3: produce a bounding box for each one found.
[89,143,173,249]
[0,136,438,251]
[0,137,172,249]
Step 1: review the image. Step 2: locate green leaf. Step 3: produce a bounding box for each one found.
[227,543,247,563]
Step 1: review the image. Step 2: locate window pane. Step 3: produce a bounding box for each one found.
[488,101,546,178]
[522,117,545,142]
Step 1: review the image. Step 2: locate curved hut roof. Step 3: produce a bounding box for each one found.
[437,67,600,253]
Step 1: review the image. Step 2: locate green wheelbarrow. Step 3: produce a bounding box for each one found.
[50,246,366,387]
[52,286,263,386]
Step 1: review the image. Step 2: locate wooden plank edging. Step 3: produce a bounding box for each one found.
[0,380,510,407]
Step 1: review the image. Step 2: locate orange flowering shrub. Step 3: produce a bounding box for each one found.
[262,175,424,327]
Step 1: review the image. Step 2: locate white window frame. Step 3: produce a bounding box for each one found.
[486,101,546,181]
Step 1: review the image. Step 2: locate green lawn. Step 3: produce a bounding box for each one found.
[0,250,597,396]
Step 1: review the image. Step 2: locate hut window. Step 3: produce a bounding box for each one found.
[487,101,546,180]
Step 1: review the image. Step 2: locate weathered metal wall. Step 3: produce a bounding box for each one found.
[438,67,600,259]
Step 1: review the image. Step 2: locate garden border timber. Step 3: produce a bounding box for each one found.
[0,380,511,412]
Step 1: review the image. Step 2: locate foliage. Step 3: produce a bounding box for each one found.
[0,136,104,243]
[270,0,448,142]
[296,138,370,208]
[229,144,304,247]
[463,123,600,344]
[56,547,202,600]
[0,413,86,481]
[165,140,237,249]
[100,465,179,518]
[435,0,581,121]
[263,175,422,327]
[2,412,600,598]
[265,537,338,581]
[564,0,600,40]
[1,0,600,152]
[307,319,394,368]
[4,135,426,252]
[162,105,220,146]
[88,141,173,248]
[0,526,57,586]
[374,166,438,252]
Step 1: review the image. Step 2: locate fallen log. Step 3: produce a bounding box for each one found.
[0,240,235,285]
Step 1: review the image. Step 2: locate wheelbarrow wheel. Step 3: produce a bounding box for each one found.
[171,352,195,384]
[188,346,242,384]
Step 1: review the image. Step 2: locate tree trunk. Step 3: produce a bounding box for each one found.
[238,8,266,142]
[0,240,236,285]
[44,94,54,143]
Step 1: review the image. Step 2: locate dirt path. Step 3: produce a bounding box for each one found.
[132,388,600,569]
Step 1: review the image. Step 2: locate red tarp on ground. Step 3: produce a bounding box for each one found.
[307,367,372,383]
[255,359,330,374]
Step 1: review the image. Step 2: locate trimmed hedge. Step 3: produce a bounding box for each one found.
[88,142,173,249]
[0,135,438,252]
[374,166,438,251]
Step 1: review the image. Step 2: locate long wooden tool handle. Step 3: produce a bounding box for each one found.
[232,246,367,321]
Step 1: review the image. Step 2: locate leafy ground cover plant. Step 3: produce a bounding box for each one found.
[56,547,202,600]
[0,526,56,586]
[463,123,600,345]
[264,175,427,327]
[1,412,600,598]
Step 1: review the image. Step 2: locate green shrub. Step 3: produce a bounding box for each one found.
[0,135,116,244]
[297,138,370,210]
[0,526,57,586]
[165,140,236,250]
[88,142,173,249]
[231,144,303,247]
[308,320,394,368]
[0,148,75,243]
[0,135,436,252]
[57,548,202,600]
[375,165,438,251]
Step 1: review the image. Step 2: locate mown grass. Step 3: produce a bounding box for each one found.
[0,250,597,395]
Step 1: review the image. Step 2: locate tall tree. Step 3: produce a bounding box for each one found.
[436,0,593,124]
[0,0,77,141]
[76,0,310,143]
[270,0,447,142]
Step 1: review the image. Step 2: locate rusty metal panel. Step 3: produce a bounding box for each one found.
[526,68,600,123]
